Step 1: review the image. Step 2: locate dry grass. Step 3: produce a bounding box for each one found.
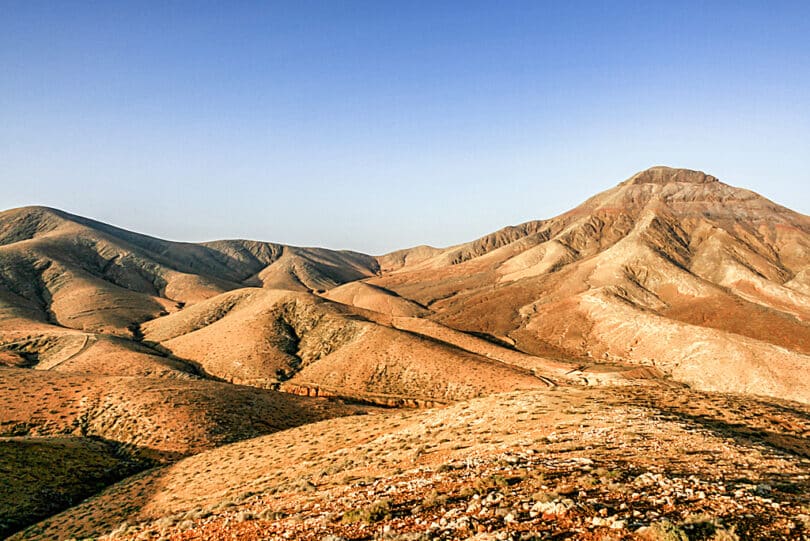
[11,385,810,540]
[0,368,363,459]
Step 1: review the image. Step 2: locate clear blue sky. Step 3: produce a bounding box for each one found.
[2,1,809,254]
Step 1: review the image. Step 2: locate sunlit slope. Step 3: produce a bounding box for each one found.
[372,167,810,402]
[142,288,548,404]
[0,368,360,459]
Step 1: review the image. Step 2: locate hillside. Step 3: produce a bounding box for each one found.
[0,368,363,536]
[140,288,552,405]
[371,167,810,403]
[3,168,808,403]
[0,368,361,459]
[0,206,378,335]
[0,437,145,539]
[12,384,810,540]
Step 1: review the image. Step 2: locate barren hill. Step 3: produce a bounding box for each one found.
[0,368,360,459]
[0,206,378,335]
[0,367,362,536]
[0,206,379,378]
[372,167,810,403]
[320,281,430,317]
[4,168,807,403]
[140,287,550,405]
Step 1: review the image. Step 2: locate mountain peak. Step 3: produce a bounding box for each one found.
[624,166,719,186]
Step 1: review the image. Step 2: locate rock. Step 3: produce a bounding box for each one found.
[529,497,574,516]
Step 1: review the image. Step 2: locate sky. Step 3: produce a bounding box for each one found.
[2,1,809,254]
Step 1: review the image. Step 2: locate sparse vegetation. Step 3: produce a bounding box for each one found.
[341,499,391,524]
[642,520,689,541]
[420,489,447,509]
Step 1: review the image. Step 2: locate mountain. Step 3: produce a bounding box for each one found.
[139,288,548,404]
[0,205,379,332]
[0,205,585,407]
[3,167,809,404]
[0,206,379,380]
[372,167,810,403]
[3,167,810,404]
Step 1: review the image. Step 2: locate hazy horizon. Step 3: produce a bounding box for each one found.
[3,1,809,253]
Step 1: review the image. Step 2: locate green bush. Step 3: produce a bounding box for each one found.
[341,499,391,524]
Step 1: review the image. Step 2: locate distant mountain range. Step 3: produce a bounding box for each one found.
[2,166,808,404]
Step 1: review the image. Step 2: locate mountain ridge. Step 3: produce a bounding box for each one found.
[2,166,809,405]
[6,166,807,258]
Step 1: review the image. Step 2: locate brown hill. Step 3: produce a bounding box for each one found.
[320,281,430,317]
[13,384,810,540]
[140,288,551,405]
[0,206,378,377]
[0,206,378,332]
[0,368,361,459]
[0,367,361,538]
[371,167,810,403]
[8,168,806,402]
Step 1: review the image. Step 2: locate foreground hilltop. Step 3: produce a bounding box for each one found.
[13,385,810,540]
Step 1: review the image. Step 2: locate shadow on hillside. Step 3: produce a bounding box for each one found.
[653,405,810,459]
[0,435,169,540]
[137,338,229,383]
[747,396,810,424]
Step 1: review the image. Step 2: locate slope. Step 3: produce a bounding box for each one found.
[141,288,550,405]
[0,367,362,538]
[0,206,379,376]
[14,385,810,540]
[0,368,362,459]
[320,281,430,317]
[0,437,146,539]
[371,167,810,403]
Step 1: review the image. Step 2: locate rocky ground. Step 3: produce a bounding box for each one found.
[155,450,810,541]
[17,385,808,541]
